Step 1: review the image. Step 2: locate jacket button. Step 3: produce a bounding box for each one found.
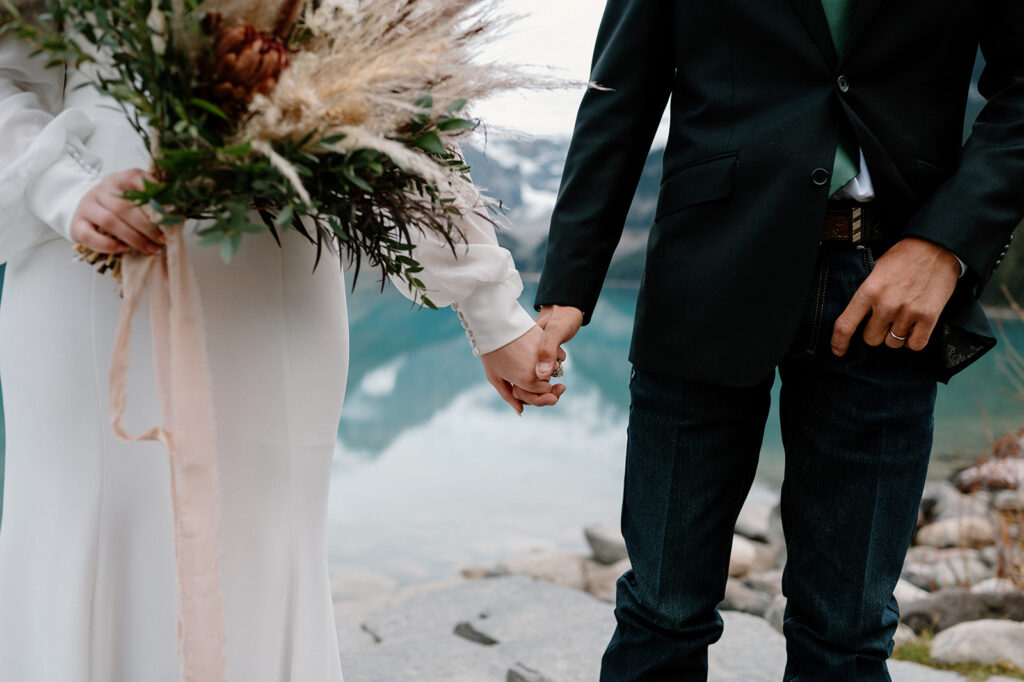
[837,75,851,93]
[812,168,831,186]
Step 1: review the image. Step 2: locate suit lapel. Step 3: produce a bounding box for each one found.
[842,0,884,61]
[788,0,838,68]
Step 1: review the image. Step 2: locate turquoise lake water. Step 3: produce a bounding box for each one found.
[0,273,1021,581]
[327,282,1024,583]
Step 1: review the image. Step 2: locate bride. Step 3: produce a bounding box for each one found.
[0,4,564,680]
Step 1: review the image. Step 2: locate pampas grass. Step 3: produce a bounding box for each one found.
[228,0,568,208]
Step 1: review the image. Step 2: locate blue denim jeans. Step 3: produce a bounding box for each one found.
[601,243,938,681]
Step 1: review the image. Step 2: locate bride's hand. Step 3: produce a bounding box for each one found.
[481,326,567,415]
[70,169,165,255]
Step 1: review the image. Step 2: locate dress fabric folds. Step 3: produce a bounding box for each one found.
[0,29,533,682]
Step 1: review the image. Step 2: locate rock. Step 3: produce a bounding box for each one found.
[454,621,499,646]
[350,576,611,682]
[956,458,1024,492]
[744,569,784,597]
[507,663,554,682]
[461,566,490,580]
[981,545,1001,568]
[994,489,1024,512]
[902,547,994,589]
[735,501,773,543]
[718,579,772,617]
[920,482,991,524]
[498,550,589,591]
[894,579,929,606]
[767,504,787,566]
[749,540,781,572]
[583,558,630,603]
[900,587,1024,634]
[972,578,1019,594]
[764,594,787,634]
[708,611,787,681]
[893,623,918,649]
[729,536,757,578]
[915,517,997,549]
[584,524,628,565]
[929,619,1024,670]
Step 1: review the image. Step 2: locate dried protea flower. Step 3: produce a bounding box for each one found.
[206,20,290,119]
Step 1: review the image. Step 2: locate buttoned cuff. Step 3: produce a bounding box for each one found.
[26,142,104,241]
[452,278,537,357]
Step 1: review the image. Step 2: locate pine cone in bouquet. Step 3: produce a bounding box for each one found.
[204,14,290,121]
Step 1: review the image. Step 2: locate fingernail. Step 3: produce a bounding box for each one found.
[536,362,552,374]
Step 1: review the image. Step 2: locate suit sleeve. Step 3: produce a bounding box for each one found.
[0,30,104,264]
[902,0,1024,294]
[533,0,673,324]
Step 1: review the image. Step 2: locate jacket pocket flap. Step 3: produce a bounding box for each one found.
[656,153,738,220]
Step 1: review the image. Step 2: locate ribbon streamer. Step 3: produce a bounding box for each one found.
[108,225,228,682]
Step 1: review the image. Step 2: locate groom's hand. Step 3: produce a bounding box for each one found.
[831,237,961,356]
[481,326,567,415]
[536,305,584,380]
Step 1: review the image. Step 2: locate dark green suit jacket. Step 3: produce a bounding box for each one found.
[535,0,1023,385]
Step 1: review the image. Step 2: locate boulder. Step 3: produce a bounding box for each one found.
[971,578,1019,594]
[735,500,774,543]
[497,550,589,591]
[583,558,630,603]
[894,579,929,606]
[743,569,784,598]
[584,524,628,565]
[993,489,1024,512]
[767,504,787,566]
[718,579,772,617]
[729,536,757,578]
[915,517,997,549]
[893,623,918,649]
[956,458,1024,492]
[764,594,787,634]
[902,547,994,589]
[929,619,1024,670]
[919,482,991,524]
[900,587,1024,634]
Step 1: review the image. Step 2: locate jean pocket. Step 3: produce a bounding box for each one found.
[858,244,876,275]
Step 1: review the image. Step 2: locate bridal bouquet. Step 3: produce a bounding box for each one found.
[2,0,550,306]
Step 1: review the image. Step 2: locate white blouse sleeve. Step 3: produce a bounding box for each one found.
[391,187,537,356]
[0,31,103,263]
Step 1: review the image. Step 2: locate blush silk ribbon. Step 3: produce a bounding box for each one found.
[108,224,228,682]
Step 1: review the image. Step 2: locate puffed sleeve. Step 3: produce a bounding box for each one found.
[391,187,537,357]
[0,29,104,264]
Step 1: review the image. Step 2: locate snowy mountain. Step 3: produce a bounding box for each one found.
[464,140,663,278]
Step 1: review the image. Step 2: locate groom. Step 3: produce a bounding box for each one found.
[529,1,1023,680]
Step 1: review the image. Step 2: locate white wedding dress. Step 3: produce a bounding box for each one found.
[0,28,535,682]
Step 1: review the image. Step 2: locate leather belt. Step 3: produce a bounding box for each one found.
[822,202,885,243]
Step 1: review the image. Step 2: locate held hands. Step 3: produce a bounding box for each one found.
[535,305,584,380]
[70,169,164,255]
[831,237,961,355]
[481,326,567,415]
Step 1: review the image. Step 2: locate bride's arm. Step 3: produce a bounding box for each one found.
[390,185,566,411]
[0,23,104,261]
[390,196,535,356]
